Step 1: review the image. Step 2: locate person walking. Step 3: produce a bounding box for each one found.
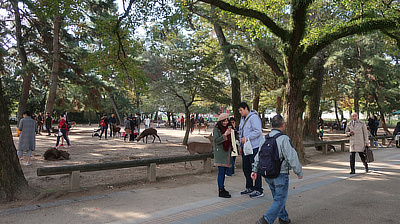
[345,112,369,174]
[45,112,53,136]
[99,114,109,140]
[252,115,303,224]
[373,115,379,136]
[53,114,71,148]
[17,111,38,165]
[136,113,141,134]
[238,102,264,198]
[180,115,185,130]
[190,115,196,134]
[109,114,117,137]
[124,117,132,142]
[144,115,151,129]
[367,116,375,137]
[36,112,44,135]
[157,117,161,128]
[213,113,232,198]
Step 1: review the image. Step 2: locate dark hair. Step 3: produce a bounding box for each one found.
[60,113,65,117]
[216,119,232,133]
[271,115,284,128]
[23,110,31,116]
[104,114,107,116]
[238,102,250,111]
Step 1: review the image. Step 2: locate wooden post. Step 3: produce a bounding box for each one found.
[322,145,328,154]
[204,157,211,173]
[69,171,80,191]
[382,138,386,145]
[147,163,156,182]
[341,142,345,151]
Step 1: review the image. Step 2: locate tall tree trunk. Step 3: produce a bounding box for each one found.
[379,114,391,135]
[354,46,362,114]
[0,78,32,202]
[212,18,241,121]
[303,50,325,141]
[252,86,260,112]
[334,99,340,124]
[46,14,60,116]
[109,94,122,126]
[183,107,191,145]
[285,62,306,163]
[276,96,283,115]
[12,0,31,123]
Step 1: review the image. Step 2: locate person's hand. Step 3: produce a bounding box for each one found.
[239,148,242,155]
[298,176,303,179]
[365,143,369,147]
[224,127,232,136]
[251,172,257,180]
[241,137,246,144]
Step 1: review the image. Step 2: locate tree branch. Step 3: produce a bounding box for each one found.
[254,39,284,77]
[197,0,290,41]
[301,16,400,65]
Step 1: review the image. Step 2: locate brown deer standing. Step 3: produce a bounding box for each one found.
[194,123,210,134]
[111,124,121,138]
[185,134,213,168]
[136,128,161,143]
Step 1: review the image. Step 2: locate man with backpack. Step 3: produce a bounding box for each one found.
[238,102,264,198]
[251,115,303,224]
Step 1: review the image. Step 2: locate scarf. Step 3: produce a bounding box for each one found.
[222,126,232,152]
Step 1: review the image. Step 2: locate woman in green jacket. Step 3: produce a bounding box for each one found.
[213,113,232,198]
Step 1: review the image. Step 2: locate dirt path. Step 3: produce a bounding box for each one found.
[4,125,387,209]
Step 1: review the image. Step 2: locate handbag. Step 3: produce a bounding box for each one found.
[231,131,238,157]
[364,146,374,163]
[243,138,253,156]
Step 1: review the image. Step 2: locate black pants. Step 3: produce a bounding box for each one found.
[242,147,263,193]
[350,152,368,172]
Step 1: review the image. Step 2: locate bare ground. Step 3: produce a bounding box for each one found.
[3,124,389,210]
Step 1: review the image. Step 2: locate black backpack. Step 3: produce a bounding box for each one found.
[259,132,284,178]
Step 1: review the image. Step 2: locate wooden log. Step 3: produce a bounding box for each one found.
[37,153,214,176]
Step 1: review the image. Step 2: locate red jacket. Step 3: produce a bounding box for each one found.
[180,117,184,123]
[59,118,68,130]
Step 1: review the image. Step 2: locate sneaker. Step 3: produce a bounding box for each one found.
[218,189,231,198]
[26,163,32,166]
[279,218,291,224]
[350,171,355,174]
[255,217,269,224]
[59,144,64,147]
[65,145,71,148]
[249,191,264,198]
[51,146,58,149]
[241,188,254,195]
[225,174,232,177]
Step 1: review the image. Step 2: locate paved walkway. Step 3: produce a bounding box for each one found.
[1,147,400,224]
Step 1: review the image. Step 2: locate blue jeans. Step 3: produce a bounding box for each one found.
[181,123,184,130]
[242,147,263,193]
[217,166,228,189]
[99,126,107,139]
[264,173,289,224]
[226,156,236,176]
[56,129,70,146]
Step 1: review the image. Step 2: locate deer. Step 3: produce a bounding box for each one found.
[111,123,121,138]
[194,123,210,134]
[185,134,213,168]
[136,128,161,143]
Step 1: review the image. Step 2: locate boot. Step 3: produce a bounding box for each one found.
[219,189,231,198]
[364,162,369,172]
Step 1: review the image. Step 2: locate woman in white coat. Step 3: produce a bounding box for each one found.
[345,113,369,174]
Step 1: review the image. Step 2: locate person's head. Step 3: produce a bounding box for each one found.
[46,112,50,116]
[238,102,250,117]
[39,112,42,115]
[103,113,107,117]
[111,114,115,117]
[351,113,358,121]
[132,117,136,121]
[23,110,31,117]
[60,113,65,119]
[271,115,285,131]
[127,116,131,120]
[373,115,378,120]
[191,115,194,118]
[229,117,236,127]
[216,113,230,131]
[145,115,148,118]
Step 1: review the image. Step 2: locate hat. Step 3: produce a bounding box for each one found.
[218,113,230,122]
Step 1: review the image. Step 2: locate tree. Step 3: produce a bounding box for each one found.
[194,0,400,162]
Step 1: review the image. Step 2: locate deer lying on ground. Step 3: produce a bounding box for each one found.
[136,128,161,143]
[111,123,121,138]
[194,123,210,134]
[185,134,213,168]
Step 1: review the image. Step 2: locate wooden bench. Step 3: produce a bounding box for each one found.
[37,153,213,190]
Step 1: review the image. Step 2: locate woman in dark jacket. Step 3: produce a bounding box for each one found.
[213,113,232,198]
